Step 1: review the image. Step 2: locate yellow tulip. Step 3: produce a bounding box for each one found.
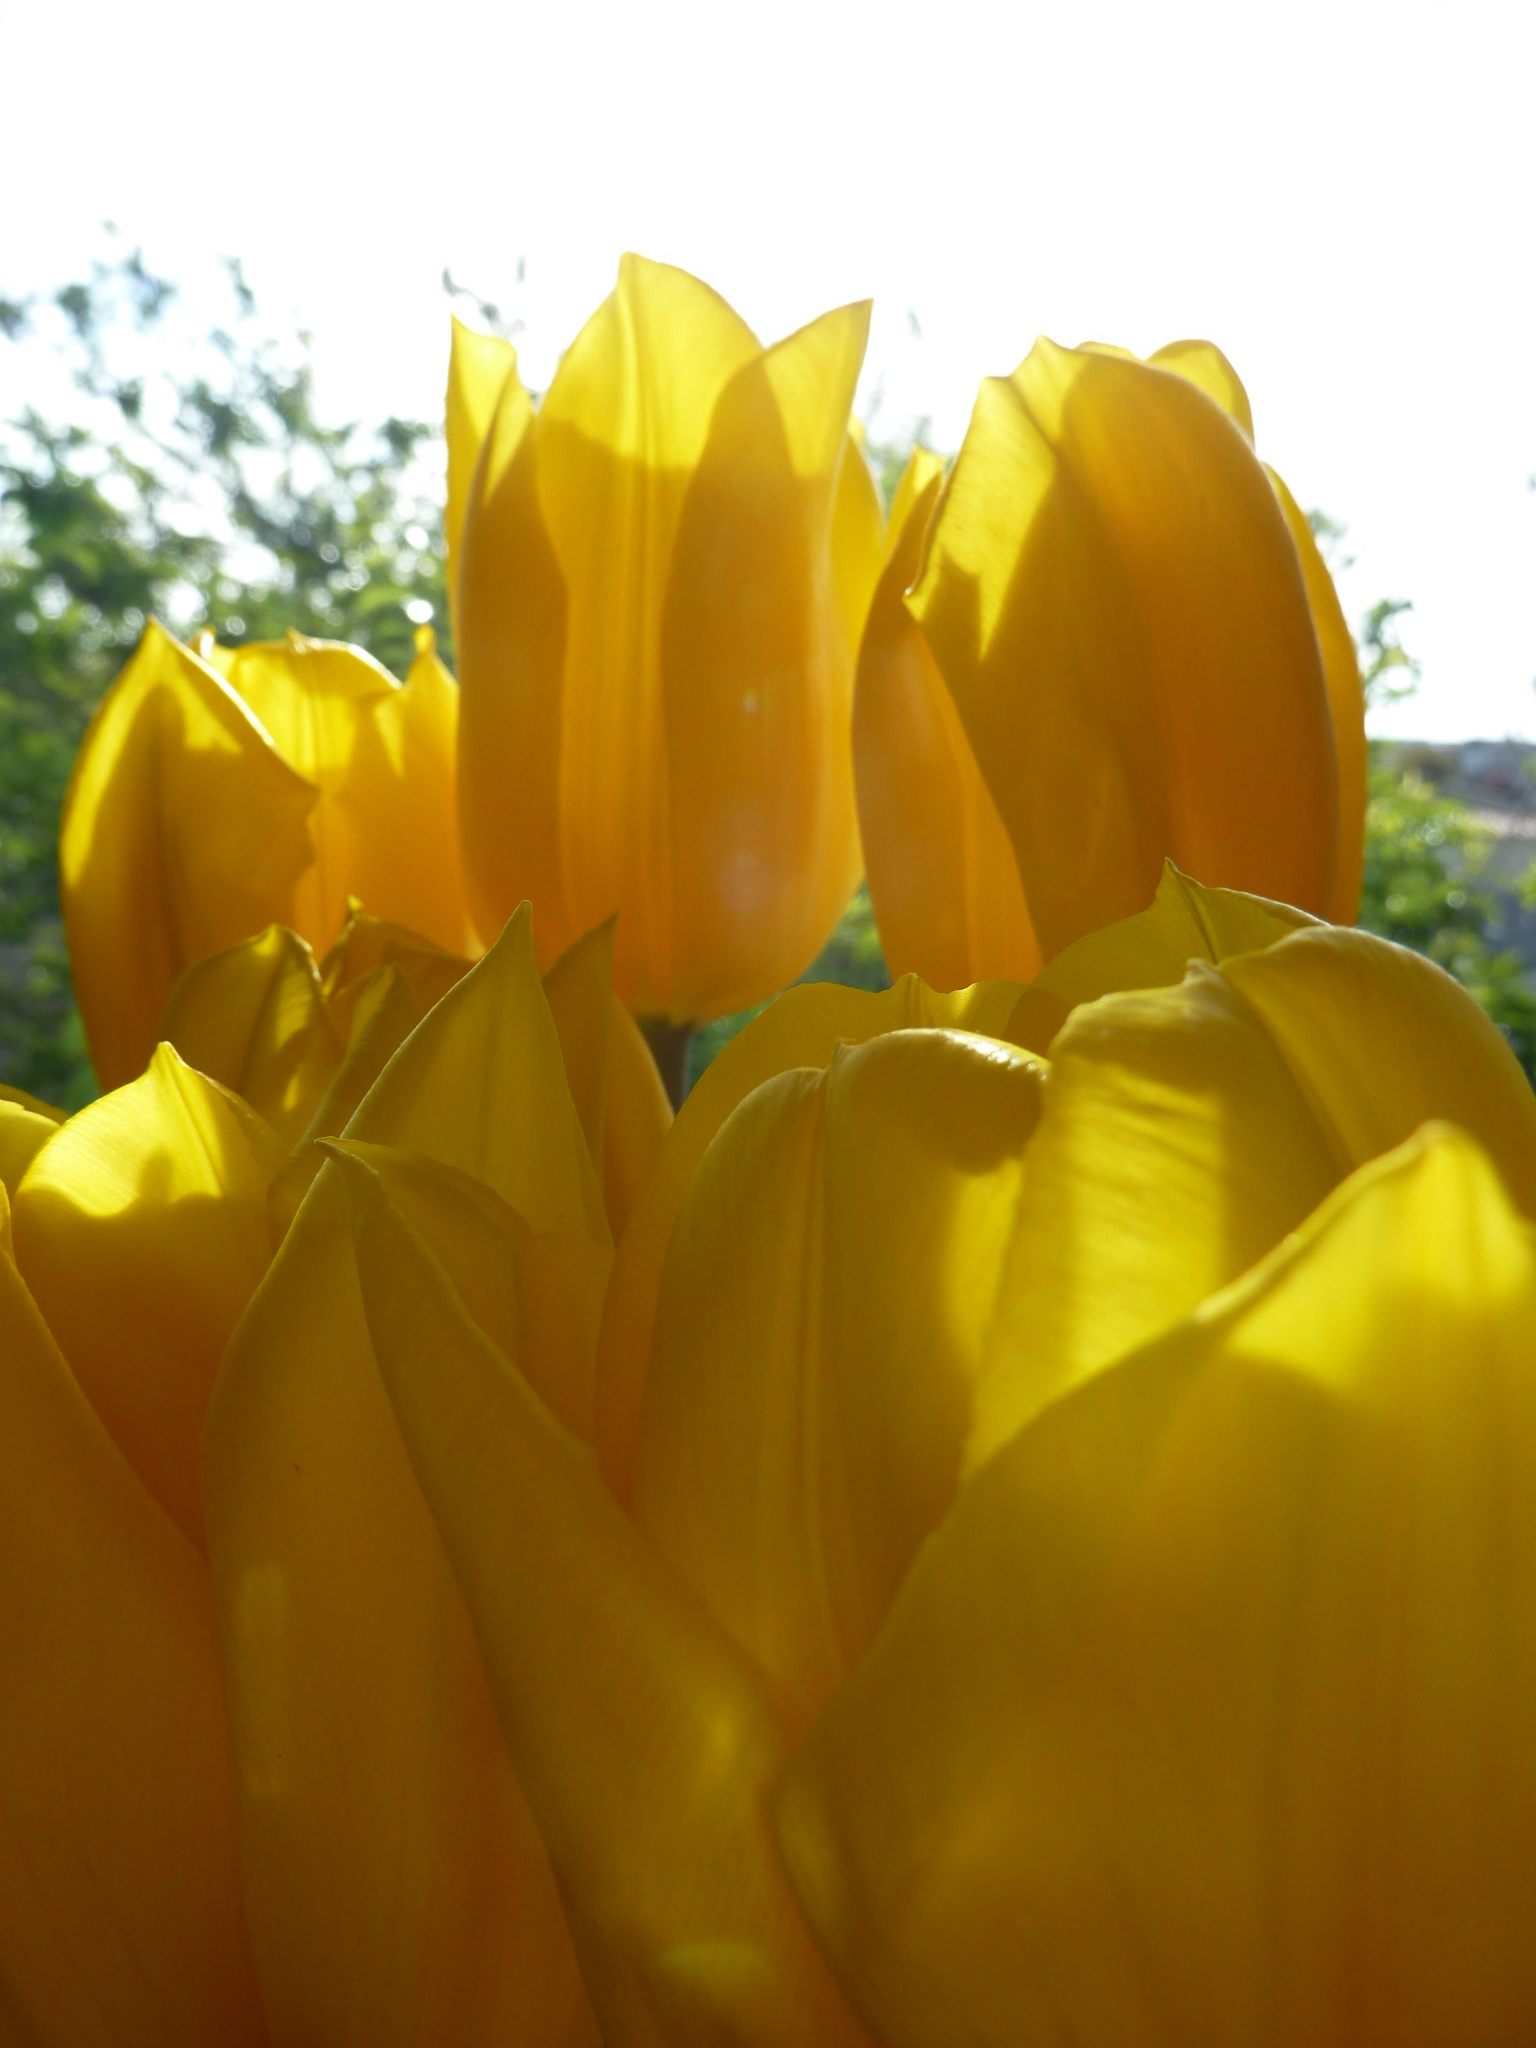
[856,339,1366,988]
[781,1125,1536,2048]
[62,618,469,1088]
[0,896,667,2044]
[451,253,886,1025]
[204,908,609,2046]
[340,877,1536,2046]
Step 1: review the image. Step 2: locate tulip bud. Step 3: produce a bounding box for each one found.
[62,623,469,1088]
[453,253,885,1026]
[857,338,1366,987]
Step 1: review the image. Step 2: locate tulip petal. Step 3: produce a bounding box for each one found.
[162,923,343,1147]
[780,1125,1536,2048]
[0,1080,64,1121]
[970,959,1339,1470]
[265,963,429,1243]
[337,1151,871,2048]
[446,317,521,639]
[659,299,873,1019]
[542,918,619,1171]
[0,1098,59,1198]
[318,901,470,1026]
[856,458,1040,988]
[456,353,571,958]
[0,1245,265,2045]
[1148,337,1256,442]
[13,1044,285,1545]
[1222,924,1536,1211]
[594,971,1032,1496]
[1266,465,1367,921]
[635,1030,1041,1734]
[228,634,470,957]
[1005,860,1317,1051]
[908,340,1337,953]
[60,620,317,1087]
[203,904,606,2044]
[539,915,673,1239]
[831,431,886,663]
[344,902,607,1242]
[885,445,946,557]
[529,255,760,1003]
[603,995,674,1240]
[1139,344,1363,923]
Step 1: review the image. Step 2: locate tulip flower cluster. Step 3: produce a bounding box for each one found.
[2,252,1532,2048]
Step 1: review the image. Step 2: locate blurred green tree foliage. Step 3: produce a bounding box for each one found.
[0,241,447,1102]
[1350,591,1536,1074]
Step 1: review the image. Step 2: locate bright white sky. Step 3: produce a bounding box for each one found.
[3,0,1533,740]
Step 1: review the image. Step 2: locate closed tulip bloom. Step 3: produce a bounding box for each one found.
[205,908,610,2046]
[342,878,1536,2047]
[62,619,469,1088]
[0,1236,267,2046]
[0,895,666,2045]
[859,338,1365,985]
[781,1123,1536,2048]
[452,254,885,1026]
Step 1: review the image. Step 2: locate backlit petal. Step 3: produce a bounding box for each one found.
[203,906,605,2044]
[1267,464,1367,921]
[779,1125,1536,2048]
[446,318,521,639]
[1004,861,1317,1051]
[339,1154,870,2048]
[908,340,1336,953]
[0,1099,59,1197]
[318,901,470,1024]
[455,358,571,958]
[227,633,470,956]
[1148,337,1256,442]
[855,455,1039,988]
[60,620,317,1087]
[162,924,343,1147]
[970,960,1338,1469]
[635,1030,1041,1735]
[13,1044,285,1545]
[594,972,1031,1496]
[661,300,873,1019]
[532,255,760,1003]
[975,918,1536,1470]
[0,1247,264,2046]
[1222,924,1536,1209]
[831,431,886,665]
[604,996,673,1240]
